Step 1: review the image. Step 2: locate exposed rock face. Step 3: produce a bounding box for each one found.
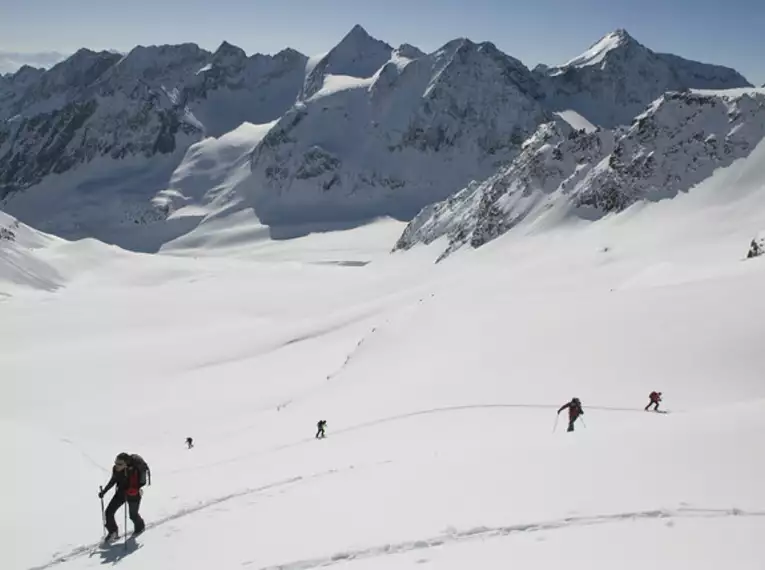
[536,29,752,128]
[244,36,551,225]
[395,89,765,260]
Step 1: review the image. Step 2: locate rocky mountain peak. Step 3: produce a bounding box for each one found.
[213,41,247,63]
[556,28,641,71]
[301,24,393,99]
[395,88,765,260]
[395,44,426,60]
[273,47,307,65]
[538,29,751,127]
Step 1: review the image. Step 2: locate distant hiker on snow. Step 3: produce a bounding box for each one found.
[557,398,584,432]
[316,420,327,439]
[747,239,762,259]
[98,453,151,542]
[645,391,662,411]
[185,437,194,449]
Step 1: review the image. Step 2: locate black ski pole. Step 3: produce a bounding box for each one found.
[124,491,128,552]
[99,486,105,537]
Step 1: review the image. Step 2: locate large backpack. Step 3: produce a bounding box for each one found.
[130,454,151,487]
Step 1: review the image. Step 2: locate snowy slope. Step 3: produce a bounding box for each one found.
[396,88,765,259]
[537,29,752,127]
[3,145,765,569]
[0,210,63,292]
[0,210,129,294]
[242,36,550,226]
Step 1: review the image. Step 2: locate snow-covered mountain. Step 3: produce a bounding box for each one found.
[396,88,765,259]
[4,26,765,570]
[537,29,752,128]
[0,41,309,247]
[0,26,758,252]
[0,41,308,196]
[242,33,551,225]
[183,43,307,137]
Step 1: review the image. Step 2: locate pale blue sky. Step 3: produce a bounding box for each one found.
[1,0,763,84]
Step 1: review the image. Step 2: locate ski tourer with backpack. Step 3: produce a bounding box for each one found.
[98,452,151,543]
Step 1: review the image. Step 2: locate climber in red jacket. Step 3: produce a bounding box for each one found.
[645,391,662,412]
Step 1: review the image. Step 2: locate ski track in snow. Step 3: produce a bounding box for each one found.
[33,401,671,569]
[172,403,673,475]
[331,403,672,437]
[187,306,384,372]
[322,293,439,384]
[59,438,110,474]
[30,461,392,570]
[245,507,765,570]
[278,294,437,411]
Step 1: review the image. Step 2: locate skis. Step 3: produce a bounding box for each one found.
[100,528,144,547]
[99,533,143,551]
[100,535,120,549]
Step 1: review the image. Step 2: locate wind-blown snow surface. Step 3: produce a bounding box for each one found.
[4,133,765,570]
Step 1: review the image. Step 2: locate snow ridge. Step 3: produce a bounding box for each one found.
[537,29,752,127]
[396,88,765,258]
[561,29,631,68]
[300,25,393,100]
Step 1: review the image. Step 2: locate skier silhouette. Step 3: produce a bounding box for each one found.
[557,398,584,432]
[748,239,762,259]
[315,420,327,439]
[645,392,662,412]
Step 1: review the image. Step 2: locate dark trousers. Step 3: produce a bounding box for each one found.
[105,492,144,534]
[567,414,580,432]
[316,428,325,439]
[645,401,659,411]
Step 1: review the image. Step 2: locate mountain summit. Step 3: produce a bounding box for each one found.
[301,25,393,100]
[537,29,752,127]
[560,28,635,69]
